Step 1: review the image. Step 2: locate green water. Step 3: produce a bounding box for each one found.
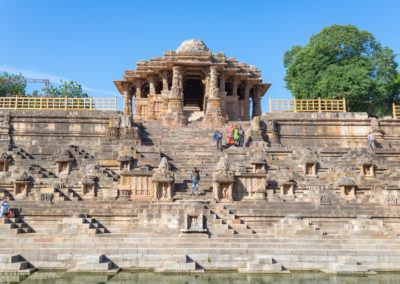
[2,272,400,284]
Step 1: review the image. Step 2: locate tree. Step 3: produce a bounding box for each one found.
[0,72,26,97]
[46,80,88,98]
[284,24,398,115]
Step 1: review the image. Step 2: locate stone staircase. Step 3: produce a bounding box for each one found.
[0,254,36,274]
[0,200,399,272]
[138,121,255,199]
[0,216,34,234]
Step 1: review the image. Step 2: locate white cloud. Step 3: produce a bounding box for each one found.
[0,65,119,97]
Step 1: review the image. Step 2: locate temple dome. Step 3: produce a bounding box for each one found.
[176,39,209,54]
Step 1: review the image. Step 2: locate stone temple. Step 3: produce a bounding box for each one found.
[114,39,271,126]
[2,40,400,275]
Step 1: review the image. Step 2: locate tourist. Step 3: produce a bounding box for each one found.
[368,132,376,151]
[0,198,9,218]
[238,126,245,147]
[213,130,223,152]
[228,125,234,146]
[190,167,200,196]
[233,125,240,147]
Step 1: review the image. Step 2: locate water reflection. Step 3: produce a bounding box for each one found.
[1,271,400,284]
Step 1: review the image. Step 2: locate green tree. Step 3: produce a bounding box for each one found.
[46,80,88,98]
[0,72,26,97]
[284,24,398,115]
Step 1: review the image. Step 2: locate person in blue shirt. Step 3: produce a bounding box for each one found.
[190,167,200,196]
[213,131,223,151]
[0,198,9,218]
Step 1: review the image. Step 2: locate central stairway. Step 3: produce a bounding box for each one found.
[139,121,252,199]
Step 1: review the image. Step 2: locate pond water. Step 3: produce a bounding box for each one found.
[1,271,400,284]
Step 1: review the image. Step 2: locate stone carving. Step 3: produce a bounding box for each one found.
[152,158,174,201]
[338,176,356,198]
[107,116,121,141]
[0,113,11,140]
[55,150,74,175]
[304,156,317,176]
[265,119,280,145]
[216,156,229,173]
[118,166,153,201]
[247,117,265,146]
[180,214,208,235]
[213,157,235,203]
[359,157,374,177]
[157,157,170,173]
[0,152,11,172]
[17,171,30,182]
[163,66,187,126]
[40,188,54,204]
[82,175,97,197]
[14,171,32,197]
[250,156,266,173]
[171,66,183,98]
[320,194,331,205]
[118,155,133,171]
[385,193,398,205]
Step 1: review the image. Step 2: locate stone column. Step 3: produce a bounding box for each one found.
[160,70,169,91]
[229,77,240,121]
[232,79,238,97]
[239,81,251,121]
[219,74,227,118]
[148,75,156,95]
[203,66,225,127]
[122,82,132,116]
[252,88,262,118]
[203,72,210,112]
[135,80,142,98]
[162,66,187,127]
[134,80,142,120]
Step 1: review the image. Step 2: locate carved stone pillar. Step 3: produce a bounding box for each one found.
[229,78,240,120]
[232,78,238,97]
[238,82,251,121]
[135,80,142,98]
[160,70,169,91]
[122,83,133,117]
[219,74,227,118]
[162,66,187,127]
[252,89,262,118]
[203,66,225,127]
[148,75,156,94]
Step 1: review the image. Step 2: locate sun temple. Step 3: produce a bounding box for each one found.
[114,39,271,126]
[2,40,400,276]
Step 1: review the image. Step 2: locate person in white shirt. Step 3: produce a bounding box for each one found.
[0,198,9,218]
[368,132,376,151]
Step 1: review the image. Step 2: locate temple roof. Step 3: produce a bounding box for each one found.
[176,39,210,54]
[114,40,272,95]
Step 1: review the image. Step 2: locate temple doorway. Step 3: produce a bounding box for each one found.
[183,79,204,111]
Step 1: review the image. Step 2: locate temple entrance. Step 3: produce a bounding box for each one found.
[183,79,204,111]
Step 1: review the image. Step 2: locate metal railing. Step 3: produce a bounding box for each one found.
[0,96,117,111]
[393,103,400,118]
[269,98,346,112]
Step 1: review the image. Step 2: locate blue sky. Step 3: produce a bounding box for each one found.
[1,0,399,111]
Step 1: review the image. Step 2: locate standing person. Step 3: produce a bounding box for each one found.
[0,198,9,218]
[213,130,223,151]
[190,167,200,196]
[233,125,239,147]
[368,132,376,151]
[238,126,245,147]
[228,125,234,146]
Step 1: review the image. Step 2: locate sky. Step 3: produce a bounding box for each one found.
[0,0,399,112]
